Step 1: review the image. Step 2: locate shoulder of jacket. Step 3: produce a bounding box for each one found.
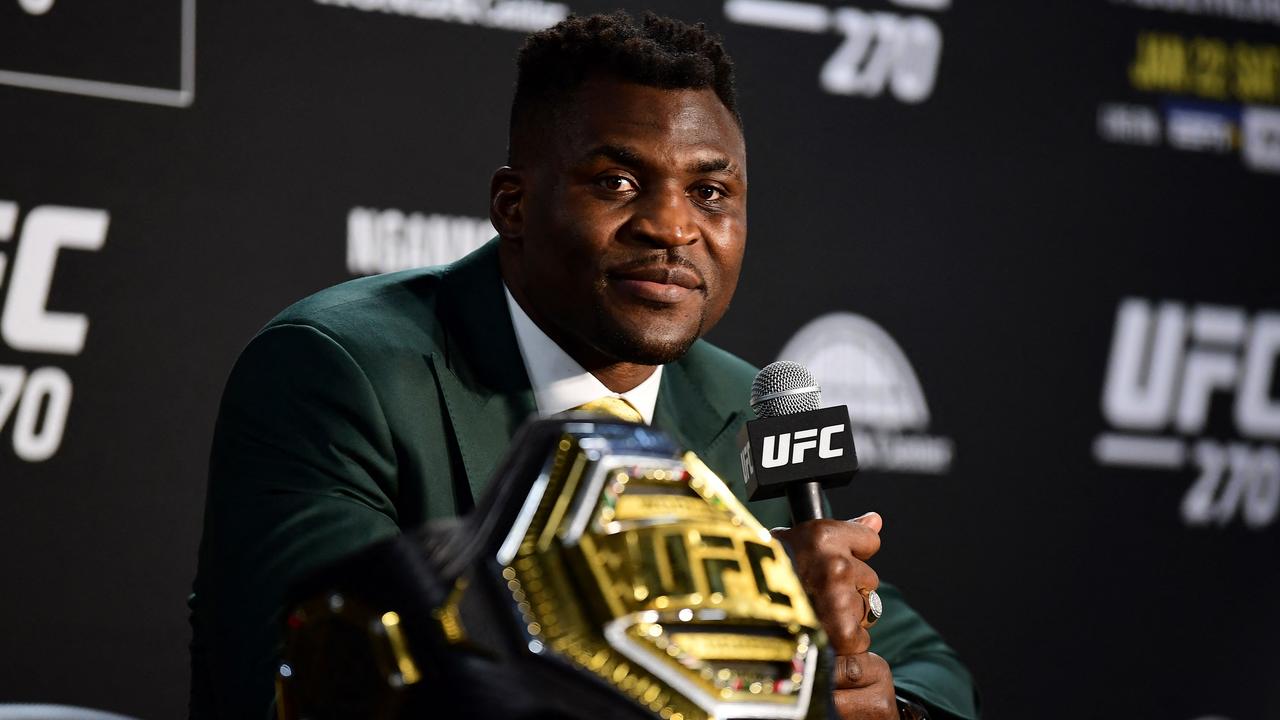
[255,264,454,361]
[273,265,441,322]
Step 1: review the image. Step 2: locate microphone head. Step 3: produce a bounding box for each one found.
[750,361,822,418]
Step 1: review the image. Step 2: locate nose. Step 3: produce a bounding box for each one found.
[624,184,700,248]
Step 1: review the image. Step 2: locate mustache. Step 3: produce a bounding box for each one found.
[605,253,707,286]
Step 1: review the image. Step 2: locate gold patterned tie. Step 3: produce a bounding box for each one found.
[573,396,644,423]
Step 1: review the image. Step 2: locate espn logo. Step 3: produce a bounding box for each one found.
[761,424,847,468]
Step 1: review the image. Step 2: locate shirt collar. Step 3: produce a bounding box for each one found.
[504,284,663,424]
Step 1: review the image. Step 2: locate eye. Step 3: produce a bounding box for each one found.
[598,175,638,192]
[692,185,724,202]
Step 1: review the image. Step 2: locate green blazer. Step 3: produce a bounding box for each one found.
[189,240,978,719]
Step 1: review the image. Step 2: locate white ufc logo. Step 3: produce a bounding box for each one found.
[0,201,103,462]
[761,424,846,468]
[1102,298,1280,440]
[0,202,108,356]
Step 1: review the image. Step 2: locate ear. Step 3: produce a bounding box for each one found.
[489,166,525,241]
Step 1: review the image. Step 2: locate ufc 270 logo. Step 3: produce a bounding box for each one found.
[761,423,848,468]
[0,202,108,462]
[1095,297,1280,529]
[725,0,948,104]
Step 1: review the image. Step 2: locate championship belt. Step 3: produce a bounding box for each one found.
[277,417,832,720]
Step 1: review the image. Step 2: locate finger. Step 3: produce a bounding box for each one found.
[832,689,895,720]
[812,553,879,613]
[832,654,895,718]
[832,650,890,690]
[789,518,882,562]
[820,589,872,656]
[850,511,883,534]
[807,557,876,655]
[832,649,890,692]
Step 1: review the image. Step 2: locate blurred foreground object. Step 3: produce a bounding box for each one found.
[276,416,833,720]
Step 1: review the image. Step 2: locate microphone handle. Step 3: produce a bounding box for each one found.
[787,481,825,522]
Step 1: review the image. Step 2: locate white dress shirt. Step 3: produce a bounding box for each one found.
[504,284,662,424]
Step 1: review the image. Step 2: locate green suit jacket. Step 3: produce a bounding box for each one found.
[189,240,978,719]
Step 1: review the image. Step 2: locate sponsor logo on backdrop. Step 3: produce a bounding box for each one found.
[724,0,949,104]
[1098,103,1162,145]
[1095,297,1280,529]
[346,206,495,275]
[0,0,195,107]
[1241,105,1280,171]
[777,312,953,473]
[314,0,568,32]
[0,202,108,462]
[1097,25,1280,174]
[1165,101,1237,153]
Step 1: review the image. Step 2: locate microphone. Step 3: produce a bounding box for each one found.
[739,361,859,522]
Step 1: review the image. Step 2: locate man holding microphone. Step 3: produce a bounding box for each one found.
[189,11,978,719]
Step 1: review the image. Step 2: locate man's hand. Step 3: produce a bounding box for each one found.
[773,513,897,719]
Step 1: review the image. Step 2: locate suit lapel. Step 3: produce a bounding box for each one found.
[656,350,777,519]
[654,359,743,459]
[429,240,536,503]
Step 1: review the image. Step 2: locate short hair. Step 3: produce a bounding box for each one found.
[508,11,741,163]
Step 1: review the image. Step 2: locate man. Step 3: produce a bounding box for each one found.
[190,11,978,720]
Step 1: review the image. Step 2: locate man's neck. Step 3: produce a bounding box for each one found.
[584,360,658,394]
[522,314,658,393]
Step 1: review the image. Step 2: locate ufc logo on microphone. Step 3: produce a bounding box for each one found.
[740,407,857,502]
[761,424,847,468]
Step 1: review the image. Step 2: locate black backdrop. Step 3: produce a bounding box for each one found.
[1,1,1278,718]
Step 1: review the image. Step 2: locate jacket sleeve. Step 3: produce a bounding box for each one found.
[871,582,981,719]
[189,323,401,720]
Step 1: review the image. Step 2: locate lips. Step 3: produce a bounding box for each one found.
[611,264,703,289]
[608,263,704,304]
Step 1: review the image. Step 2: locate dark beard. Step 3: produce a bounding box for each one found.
[590,298,705,365]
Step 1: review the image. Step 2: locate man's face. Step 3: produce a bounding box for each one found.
[502,76,748,366]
